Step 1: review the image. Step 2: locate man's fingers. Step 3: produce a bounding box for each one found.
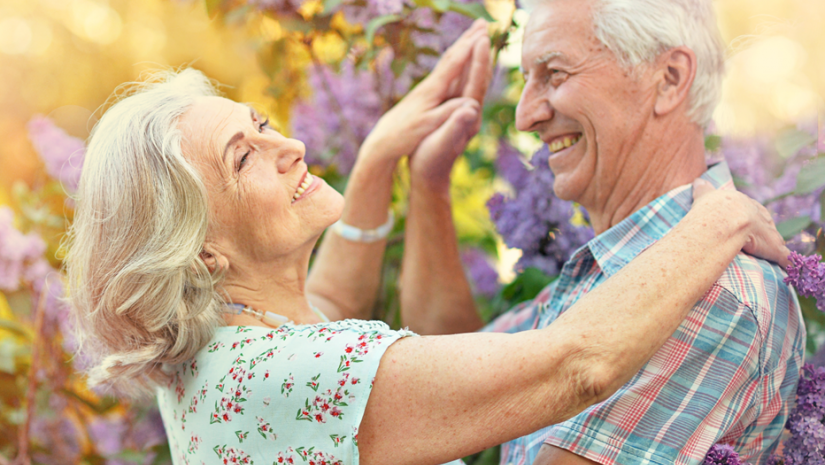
[424,97,478,132]
[462,34,493,103]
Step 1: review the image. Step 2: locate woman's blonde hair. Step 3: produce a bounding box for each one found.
[65,68,225,397]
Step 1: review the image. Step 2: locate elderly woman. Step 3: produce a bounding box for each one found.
[66,22,788,465]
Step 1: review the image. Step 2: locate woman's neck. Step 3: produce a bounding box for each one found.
[221,253,322,327]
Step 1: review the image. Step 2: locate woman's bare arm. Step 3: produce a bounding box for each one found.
[306,21,490,321]
[359,184,789,465]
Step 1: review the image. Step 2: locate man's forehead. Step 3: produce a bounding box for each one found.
[521,1,596,67]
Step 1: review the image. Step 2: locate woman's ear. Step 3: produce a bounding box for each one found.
[200,244,229,274]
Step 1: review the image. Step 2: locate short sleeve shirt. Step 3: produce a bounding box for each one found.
[157,319,423,465]
[485,163,806,465]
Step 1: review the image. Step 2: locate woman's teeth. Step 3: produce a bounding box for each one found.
[549,134,582,153]
[292,174,313,202]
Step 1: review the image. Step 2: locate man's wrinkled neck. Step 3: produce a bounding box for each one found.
[584,122,708,235]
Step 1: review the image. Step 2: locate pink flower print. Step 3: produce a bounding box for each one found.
[263,396,271,406]
[233,404,242,414]
[231,341,240,349]
[350,377,359,385]
[330,406,342,418]
[314,352,323,358]
[247,372,253,380]
[281,374,295,397]
[189,360,198,377]
[222,412,232,422]
[264,370,270,380]
[344,345,354,354]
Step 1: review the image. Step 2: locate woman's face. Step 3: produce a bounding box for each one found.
[179,96,344,265]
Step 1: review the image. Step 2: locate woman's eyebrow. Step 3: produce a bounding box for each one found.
[222,107,256,164]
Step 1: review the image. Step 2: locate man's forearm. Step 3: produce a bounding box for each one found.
[401,179,484,334]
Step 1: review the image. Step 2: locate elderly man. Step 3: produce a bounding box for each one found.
[399,0,805,464]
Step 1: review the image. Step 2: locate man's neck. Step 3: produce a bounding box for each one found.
[585,124,708,235]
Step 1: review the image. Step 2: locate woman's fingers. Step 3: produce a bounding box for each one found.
[424,20,488,97]
[693,178,790,267]
[692,178,715,200]
[424,97,478,132]
[462,33,493,105]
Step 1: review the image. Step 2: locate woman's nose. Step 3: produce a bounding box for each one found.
[275,138,306,174]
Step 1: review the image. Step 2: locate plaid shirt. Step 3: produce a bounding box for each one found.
[485,163,805,465]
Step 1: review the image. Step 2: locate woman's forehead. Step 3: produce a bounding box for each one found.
[180,97,251,162]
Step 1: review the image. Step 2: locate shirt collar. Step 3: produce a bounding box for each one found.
[582,162,735,278]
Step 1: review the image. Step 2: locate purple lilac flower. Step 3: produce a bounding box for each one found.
[341,0,408,25]
[249,0,304,14]
[0,206,50,292]
[779,364,825,465]
[488,146,594,275]
[461,247,500,298]
[703,444,750,465]
[291,60,384,175]
[26,115,85,193]
[88,417,128,457]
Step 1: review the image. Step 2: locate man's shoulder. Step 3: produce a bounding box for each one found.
[714,253,794,312]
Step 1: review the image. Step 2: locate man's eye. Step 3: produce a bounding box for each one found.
[549,69,569,87]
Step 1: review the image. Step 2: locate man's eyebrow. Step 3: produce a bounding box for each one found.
[536,51,566,66]
[222,107,256,163]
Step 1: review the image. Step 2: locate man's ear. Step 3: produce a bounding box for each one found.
[199,243,229,274]
[654,46,697,117]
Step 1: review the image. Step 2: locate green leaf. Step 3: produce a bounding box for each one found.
[365,14,403,44]
[323,0,344,13]
[205,0,223,18]
[775,128,817,159]
[776,215,812,240]
[446,1,495,21]
[704,134,722,152]
[794,157,825,195]
[500,268,556,303]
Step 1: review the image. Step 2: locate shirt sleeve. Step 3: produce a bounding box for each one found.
[540,285,766,465]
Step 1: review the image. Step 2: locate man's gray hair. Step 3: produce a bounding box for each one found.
[525,0,726,127]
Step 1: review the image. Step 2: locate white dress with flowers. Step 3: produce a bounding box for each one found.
[157,320,460,465]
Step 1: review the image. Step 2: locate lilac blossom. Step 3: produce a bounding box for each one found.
[26,115,85,193]
[461,247,500,298]
[784,251,825,312]
[0,206,50,292]
[779,364,825,465]
[488,146,593,275]
[249,0,304,14]
[341,0,408,26]
[703,444,750,465]
[291,60,384,175]
[88,417,128,457]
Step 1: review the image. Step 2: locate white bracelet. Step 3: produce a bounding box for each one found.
[330,210,395,243]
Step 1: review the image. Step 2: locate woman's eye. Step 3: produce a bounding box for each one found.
[239,151,250,171]
[258,117,270,133]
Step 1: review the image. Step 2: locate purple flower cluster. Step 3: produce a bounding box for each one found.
[781,364,825,465]
[784,251,825,312]
[291,60,384,175]
[487,144,594,276]
[461,247,500,298]
[722,123,821,253]
[0,206,50,292]
[26,115,85,193]
[703,444,750,465]
[341,0,409,26]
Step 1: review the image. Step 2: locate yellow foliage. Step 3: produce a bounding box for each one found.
[312,31,349,64]
[450,157,495,239]
[298,0,325,20]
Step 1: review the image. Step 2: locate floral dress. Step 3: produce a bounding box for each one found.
[157,319,462,465]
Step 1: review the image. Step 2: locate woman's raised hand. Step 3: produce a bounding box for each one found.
[692,178,791,267]
[358,19,492,169]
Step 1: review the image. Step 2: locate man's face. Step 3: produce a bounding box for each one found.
[516,0,658,205]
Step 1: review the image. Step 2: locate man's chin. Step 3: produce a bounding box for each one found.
[552,176,585,203]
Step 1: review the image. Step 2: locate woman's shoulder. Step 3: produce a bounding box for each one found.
[156,319,416,464]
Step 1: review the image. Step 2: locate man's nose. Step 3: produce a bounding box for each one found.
[275,138,306,174]
[515,83,554,133]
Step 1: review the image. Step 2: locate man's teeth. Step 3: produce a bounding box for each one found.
[549,134,582,153]
[292,174,313,202]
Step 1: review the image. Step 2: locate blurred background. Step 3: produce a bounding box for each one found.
[0,0,823,463]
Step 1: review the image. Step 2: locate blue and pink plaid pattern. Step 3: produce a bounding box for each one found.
[485,163,805,465]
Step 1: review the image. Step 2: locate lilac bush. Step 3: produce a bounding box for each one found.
[703,444,750,465]
[461,247,500,298]
[487,145,593,275]
[26,115,85,193]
